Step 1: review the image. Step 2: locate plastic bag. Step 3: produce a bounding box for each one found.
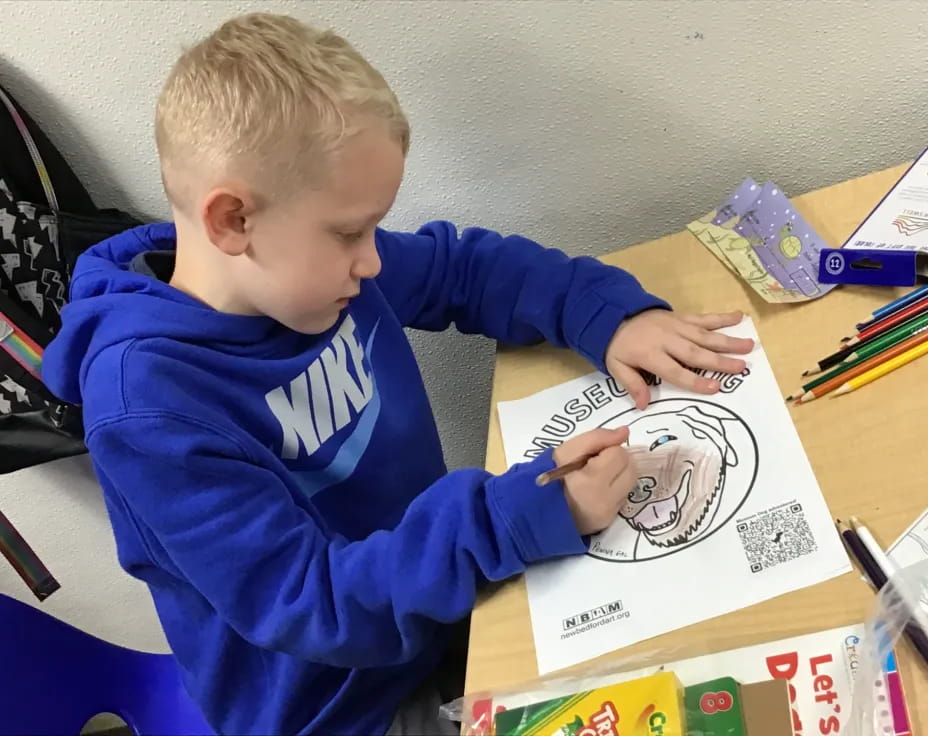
[846,558,928,736]
[444,559,928,736]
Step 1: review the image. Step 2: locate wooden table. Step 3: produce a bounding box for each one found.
[466,164,927,730]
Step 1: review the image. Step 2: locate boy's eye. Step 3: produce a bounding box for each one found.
[339,232,364,243]
[648,434,677,451]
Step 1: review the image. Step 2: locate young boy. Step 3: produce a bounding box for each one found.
[44,13,752,736]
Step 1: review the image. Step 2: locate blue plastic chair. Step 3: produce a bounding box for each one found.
[0,593,212,735]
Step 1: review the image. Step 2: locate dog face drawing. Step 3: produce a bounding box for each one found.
[620,404,738,549]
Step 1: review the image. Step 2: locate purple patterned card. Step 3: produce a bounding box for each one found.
[712,178,761,225]
[746,183,835,298]
[733,211,798,290]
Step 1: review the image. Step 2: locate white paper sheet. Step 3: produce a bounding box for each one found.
[497,318,851,673]
[889,509,928,619]
[890,508,928,568]
[844,147,928,252]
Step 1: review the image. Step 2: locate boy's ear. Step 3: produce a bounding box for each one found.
[201,186,256,256]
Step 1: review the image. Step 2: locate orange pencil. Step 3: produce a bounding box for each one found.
[833,339,928,396]
[795,328,928,403]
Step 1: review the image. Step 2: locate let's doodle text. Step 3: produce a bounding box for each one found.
[766,649,843,736]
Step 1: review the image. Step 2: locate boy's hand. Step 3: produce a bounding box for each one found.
[553,426,637,536]
[605,310,754,410]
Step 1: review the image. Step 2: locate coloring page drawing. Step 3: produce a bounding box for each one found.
[590,399,757,563]
[497,318,851,674]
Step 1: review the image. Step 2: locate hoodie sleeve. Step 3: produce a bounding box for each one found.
[86,413,585,669]
[374,222,669,372]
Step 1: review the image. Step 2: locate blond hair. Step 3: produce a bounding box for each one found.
[155,13,409,210]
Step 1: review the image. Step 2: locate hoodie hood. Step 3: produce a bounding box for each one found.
[42,222,279,405]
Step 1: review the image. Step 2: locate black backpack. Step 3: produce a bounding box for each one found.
[0,79,142,599]
[0,81,141,473]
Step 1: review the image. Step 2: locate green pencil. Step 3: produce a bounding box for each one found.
[839,320,928,364]
[788,318,928,399]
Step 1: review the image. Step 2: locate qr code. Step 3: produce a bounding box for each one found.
[737,503,818,573]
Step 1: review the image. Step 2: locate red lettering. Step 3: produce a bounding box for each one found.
[809,654,833,676]
[814,688,839,706]
[767,652,799,681]
[813,675,834,693]
[791,705,804,734]
[819,716,840,734]
[586,701,619,736]
[591,701,617,723]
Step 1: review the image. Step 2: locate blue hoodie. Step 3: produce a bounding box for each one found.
[43,221,668,735]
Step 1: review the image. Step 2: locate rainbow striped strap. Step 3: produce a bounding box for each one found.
[0,84,58,213]
[0,86,61,601]
[0,310,43,383]
[0,509,59,600]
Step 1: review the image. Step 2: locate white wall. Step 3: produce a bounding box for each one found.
[1,0,928,646]
[0,455,169,652]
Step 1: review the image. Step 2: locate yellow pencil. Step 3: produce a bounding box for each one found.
[832,340,928,396]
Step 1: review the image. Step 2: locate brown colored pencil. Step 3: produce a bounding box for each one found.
[535,454,594,486]
[535,446,648,486]
[795,329,928,403]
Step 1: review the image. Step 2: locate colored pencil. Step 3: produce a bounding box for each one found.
[789,326,928,399]
[840,324,928,365]
[842,296,928,346]
[801,309,928,376]
[858,291,928,330]
[837,519,886,587]
[846,517,928,669]
[535,453,594,486]
[872,284,928,320]
[852,518,900,579]
[794,329,928,402]
[837,520,928,668]
[832,340,928,396]
[535,446,648,486]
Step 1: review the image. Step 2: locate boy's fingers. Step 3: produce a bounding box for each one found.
[670,338,746,375]
[646,354,720,395]
[683,324,754,356]
[559,426,629,462]
[610,361,650,409]
[587,444,627,472]
[680,312,744,331]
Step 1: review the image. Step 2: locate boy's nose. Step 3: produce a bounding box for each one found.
[351,240,382,280]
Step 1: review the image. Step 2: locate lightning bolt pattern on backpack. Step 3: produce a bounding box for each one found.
[0,79,142,599]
